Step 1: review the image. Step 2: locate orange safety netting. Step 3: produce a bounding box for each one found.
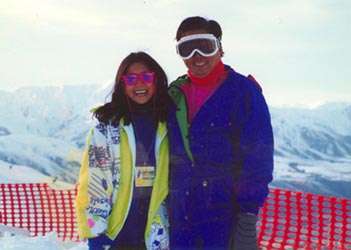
[257,188,351,249]
[0,183,79,241]
[0,183,350,248]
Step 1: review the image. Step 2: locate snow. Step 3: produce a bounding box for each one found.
[273,156,351,182]
[0,230,88,250]
[0,160,47,183]
[270,156,351,198]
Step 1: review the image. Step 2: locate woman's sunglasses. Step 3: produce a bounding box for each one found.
[122,72,155,86]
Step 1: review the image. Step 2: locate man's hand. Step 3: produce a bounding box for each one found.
[232,212,258,250]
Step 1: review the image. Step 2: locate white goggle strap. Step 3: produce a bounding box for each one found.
[177,33,218,43]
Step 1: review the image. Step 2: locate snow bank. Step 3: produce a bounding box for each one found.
[0,230,88,250]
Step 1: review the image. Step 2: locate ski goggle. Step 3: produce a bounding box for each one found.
[176,34,220,59]
[122,72,155,86]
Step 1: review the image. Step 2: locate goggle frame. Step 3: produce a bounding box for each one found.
[176,34,221,60]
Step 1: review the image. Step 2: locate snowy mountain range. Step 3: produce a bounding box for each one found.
[0,84,350,198]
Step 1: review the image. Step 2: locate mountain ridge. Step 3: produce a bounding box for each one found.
[0,85,350,198]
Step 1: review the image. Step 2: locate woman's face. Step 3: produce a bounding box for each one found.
[124,62,155,104]
[181,29,222,78]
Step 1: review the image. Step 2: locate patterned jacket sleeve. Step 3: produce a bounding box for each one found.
[75,125,115,238]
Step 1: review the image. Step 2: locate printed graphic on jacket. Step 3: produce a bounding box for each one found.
[86,124,121,235]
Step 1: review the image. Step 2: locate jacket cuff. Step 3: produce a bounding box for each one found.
[239,202,260,215]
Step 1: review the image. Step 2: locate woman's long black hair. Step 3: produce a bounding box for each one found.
[93,52,170,125]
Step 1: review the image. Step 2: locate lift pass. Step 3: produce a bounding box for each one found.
[135,166,155,187]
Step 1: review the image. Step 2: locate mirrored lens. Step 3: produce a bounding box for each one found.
[124,75,137,85]
[178,38,217,58]
[141,72,154,83]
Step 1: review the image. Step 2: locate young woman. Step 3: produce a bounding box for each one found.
[75,52,170,250]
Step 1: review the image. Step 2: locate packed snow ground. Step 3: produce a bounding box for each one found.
[0,231,87,250]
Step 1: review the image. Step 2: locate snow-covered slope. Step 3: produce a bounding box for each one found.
[0,160,47,183]
[0,84,111,184]
[271,103,351,161]
[0,85,350,198]
[270,103,351,198]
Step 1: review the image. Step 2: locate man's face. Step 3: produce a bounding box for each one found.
[180,29,222,78]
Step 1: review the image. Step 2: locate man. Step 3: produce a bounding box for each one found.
[167,16,274,250]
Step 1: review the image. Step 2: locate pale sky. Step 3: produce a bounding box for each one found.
[1,0,350,107]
